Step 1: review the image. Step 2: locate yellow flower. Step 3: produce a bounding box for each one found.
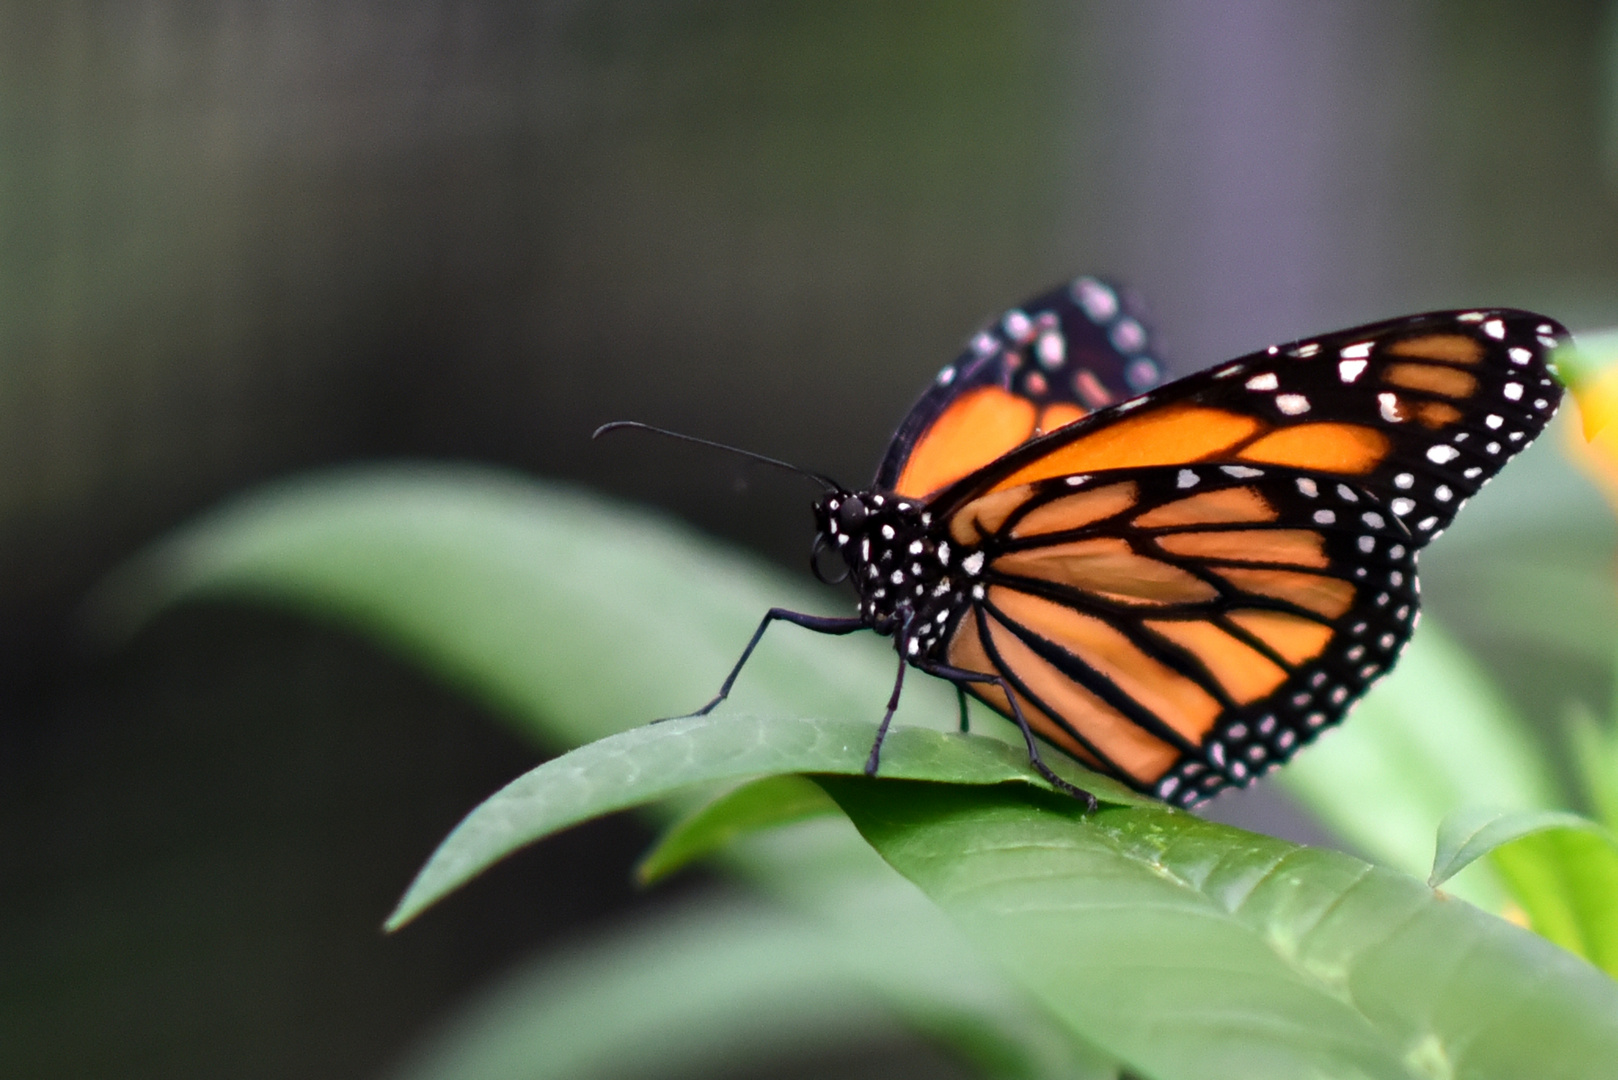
[1559,330,1618,510]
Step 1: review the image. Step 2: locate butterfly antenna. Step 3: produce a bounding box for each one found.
[592,421,841,491]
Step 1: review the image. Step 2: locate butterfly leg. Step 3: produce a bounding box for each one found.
[956,686,971,733]
[862,652,908,777]
[664,608,867,722]
[918,661,1097,811]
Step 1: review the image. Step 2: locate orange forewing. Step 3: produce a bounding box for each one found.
[895,387,1040,499]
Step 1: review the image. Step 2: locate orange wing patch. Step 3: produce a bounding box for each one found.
[989,404,1263,493]
[1414,401,1463,429]
[1226,609,1334,666]
[1387,333,1484,364]
[1236,423,1390,474]
[896,386,1038,499]
[1008,482,1138,538]
[990,587,1222,744]
[1132,486,1277,529]
[1037,403,1087,435]
[947,612,1104,771]
[993,537,1220,607]
[1143,619,1288,705]
[1154,529,1329,569]
[1212,567,1356,619]
[950,484,1036,545]
[982,612,1180,783]
[1383,362,1478,400]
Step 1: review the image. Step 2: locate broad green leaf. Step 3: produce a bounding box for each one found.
[724,815,1124,1080]
[1428,805,1605,887]
[390,901,906,1080]
[101,467,1117,1073]
[823,777,1618,1080]
[392,885,1117,1080]
[386,906,906,1080]
[1569,706,1618,832]
[636,775,839,885]
[1491,827,1618,978]
[91,465,962,750]
[1279,623,1560,909]
[386,713,1143,930]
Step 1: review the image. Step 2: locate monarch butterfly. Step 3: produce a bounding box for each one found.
[605,277,1567,808]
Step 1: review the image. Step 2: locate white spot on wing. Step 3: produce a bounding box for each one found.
[1111,318,1147,353]
[1338,358,1369,383]
[1221,465,1264,478]
[1275,393,1311,415]
[1037,332,1065,368]
[1379,392,1403,422]
[1003,309,1033,342]
[962,552,985,575]
[1482,318,1506,340]
[1245,372,1279,391]
[1072,277,1118,321]
[1177,469,1200,488]
[1503,382,1523,401]
[1427,445,1460,464]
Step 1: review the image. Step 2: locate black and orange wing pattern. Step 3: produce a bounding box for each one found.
[924,306,1567,804]
[671,282,1568,810]
[930,308,1567,543]
[874,278,1164,501]
[942,464,1418,804]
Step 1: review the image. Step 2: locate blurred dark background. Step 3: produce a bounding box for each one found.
[5,2,1618,1077]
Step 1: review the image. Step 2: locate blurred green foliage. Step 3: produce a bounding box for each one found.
[12,3,1618,1077]
[103,455,1618,1078]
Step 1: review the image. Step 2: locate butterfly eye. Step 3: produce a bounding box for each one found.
[837,497,869,531]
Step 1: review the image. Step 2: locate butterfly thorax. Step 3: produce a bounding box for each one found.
[815,489,980,660]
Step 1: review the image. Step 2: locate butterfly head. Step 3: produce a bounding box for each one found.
[813,489,968,651]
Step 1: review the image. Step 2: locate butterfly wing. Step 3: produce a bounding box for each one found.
[940,464,1419,805]
[874,277,1165,501]
[928,308,1568,547]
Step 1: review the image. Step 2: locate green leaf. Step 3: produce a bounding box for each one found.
[386,712,1144,930]
[389,901,906,1080]
[1569,706,1618,832]
[636,775,839,885]
[391,893,1119,1080]
[101,467,1119,1073]
[1428,805,1606,888]
[90,465,964,750]
[822,777,1618,1080]
[1279,622,1561,909]
[1491,826,1618,978]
